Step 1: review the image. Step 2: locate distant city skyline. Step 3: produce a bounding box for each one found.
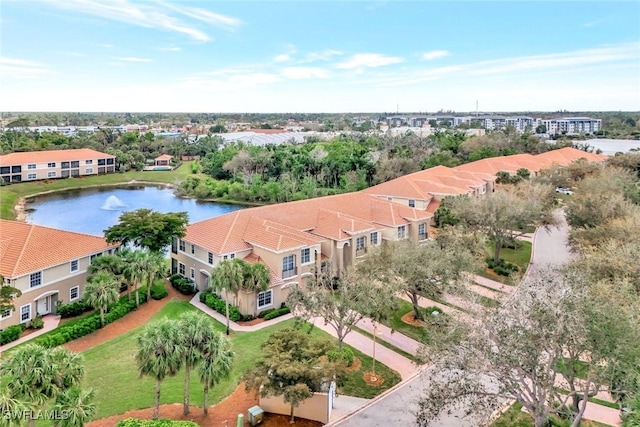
[1,1,639,112]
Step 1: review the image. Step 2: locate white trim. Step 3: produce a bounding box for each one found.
[19,303,31,323]
[33,289,60,300]
[70,259,79,273]
[281,281,298,289]
[198,269,211,277]
[70,286,80,301]
[23,271,86,294]
[256,289,273,309]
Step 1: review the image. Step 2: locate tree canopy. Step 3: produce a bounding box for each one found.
[104,209,188,253]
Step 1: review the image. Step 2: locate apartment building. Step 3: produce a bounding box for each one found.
[0,148,116,183]
[0,220,120,328]
[541,117,601,135]
[171,192,432,317]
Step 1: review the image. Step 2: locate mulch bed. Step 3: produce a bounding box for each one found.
[346,356,362,372]
[237,317,266,327]
[363,372,385,386]
[64,283,192,353]
[400,311,424,327]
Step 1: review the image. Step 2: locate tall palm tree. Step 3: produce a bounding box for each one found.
[211,259,244,335]
[0,386,31,427]
[198,331,233,415]
[176,312,208,416]
[52,388,96,427]
[84,271,120,327]
[121,249,145,307]
[243,262,271,294]
[136,320,182,420]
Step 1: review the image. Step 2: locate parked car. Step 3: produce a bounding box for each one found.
[555,187,574,195]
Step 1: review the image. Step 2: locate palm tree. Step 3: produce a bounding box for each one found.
[121,249,145,307]
[0,386,31,427]
[138,251,166,303]
[211,259,244,335]
[243,262,271,294]
[87,253,123,277]
[0,345,85,427]
[176,312,208,416]
[52,388,96,427]
[198,330,233,415]
[136,320,182,420]
[84,271,120,327]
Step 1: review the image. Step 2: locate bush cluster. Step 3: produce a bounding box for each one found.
[31,289,149,348]
[200,290,245,322]
[263,307,290,321]
[486,257,519,276]
[327,346,355,367]
[150,283,169,300]
[28,316,45,330]
[422,306,448,326]
[57,301,92,318]
[169,274,196,295]
[117,418,198,427]
[0,324,25,345]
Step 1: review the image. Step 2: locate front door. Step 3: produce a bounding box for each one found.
[38,295,52,315]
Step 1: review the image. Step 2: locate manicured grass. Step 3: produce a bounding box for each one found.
[477,295,500,308]
[380,298,431,344]
[0,165,194,220]
[492,401,613,427]
[82,300,401,419]
[351,325,418,363]
[481,240,533,284]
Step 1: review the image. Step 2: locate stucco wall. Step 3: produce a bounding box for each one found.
[259,393,330,424]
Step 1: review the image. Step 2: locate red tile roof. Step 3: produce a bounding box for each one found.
[0,149,114,166]
[155,154,173,161]
[0,220,119,278]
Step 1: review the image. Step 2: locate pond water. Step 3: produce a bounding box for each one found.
[25,185,244,236]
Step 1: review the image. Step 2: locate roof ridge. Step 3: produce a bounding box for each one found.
[12,223,35,277]
[221,211,242,252]
[404,175,430,199]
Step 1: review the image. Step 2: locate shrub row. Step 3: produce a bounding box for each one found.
[31,289,149,349]
[57,301,92,318]
[327,347,355,367]
[150,283,169,300]
[117,418,198,427]
[263,306,290,321]
[169,274,197,295]
[201,291,245,322]
[486,257,519,277]
[0,324,25,346]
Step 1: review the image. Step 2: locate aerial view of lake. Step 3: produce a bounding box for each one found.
[25,185,244,236]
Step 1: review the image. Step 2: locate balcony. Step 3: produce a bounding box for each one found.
[282,267,298,279]
[355,247,367,257]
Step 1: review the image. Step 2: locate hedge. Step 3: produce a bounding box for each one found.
[486,257,519,277]
[57,301,92,318]
[169,274,196,295]
[0,324,25,346]
[29,289,149,349]
[116,419,198,427]
[263,306,290,321]
[150,283,169,300]
[199,290,257,322]
[327,347,355,367]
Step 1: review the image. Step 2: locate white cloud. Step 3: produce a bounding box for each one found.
[0,57,49,79]
[335,53,403,69]
[280,67,329,80]
[38,0,242,42]
[422,50,450,61]
[274,53,292,62]
[158,46,181,52]
[305,49,343,62]
[115,57,153,63]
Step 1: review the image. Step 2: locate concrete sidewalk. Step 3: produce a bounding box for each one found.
[355,317,423,356]
[473,274,515,293]
[0,314,60,354]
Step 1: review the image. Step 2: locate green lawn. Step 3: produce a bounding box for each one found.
[82,300,401,419]
[380,298,432,344]
[492,402,613,427]
[0,165,194,220]
[480,240,533,284]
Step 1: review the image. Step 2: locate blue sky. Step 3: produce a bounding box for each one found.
[1,1,639,113]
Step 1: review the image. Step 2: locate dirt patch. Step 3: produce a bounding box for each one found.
[237,317,265,327]
[64,283,192,353]
[485,268,499,277]
[87,383,258,427]
[346,356,361,372]
[400,311,424,327]
[363,372,385,386]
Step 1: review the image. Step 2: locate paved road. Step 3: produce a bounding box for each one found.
[526,209,574,278]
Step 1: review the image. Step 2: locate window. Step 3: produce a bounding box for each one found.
[282,255,296,278]
[1,308,11,319]
[191,244,195,255]
[208,252,214,265]
[70,259,79,272]
[70,286,79,301]
[47,162,56,168]
[90,253,102,262]
[27,163,36,170]
[86,168,93,174]
[20,304,31,322]
[98,159,106,166]
[30,271,42,288]
[257,290,273,309]
[85,159,93,165]
[179,262,186,275]
[61,162,70,169]
[179,240,185,252]
[48,172,56,178]
[301,248,310,264]
[223,255,228,260]
[356,236,366,250]
[27,174,36,180]
[190,268,195,280]
[397,225,406,239]
[230,253,235,259]
[370,232,378,245]
[418,223,426,238]
[408,199,415,208]
[71,161,79,168]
